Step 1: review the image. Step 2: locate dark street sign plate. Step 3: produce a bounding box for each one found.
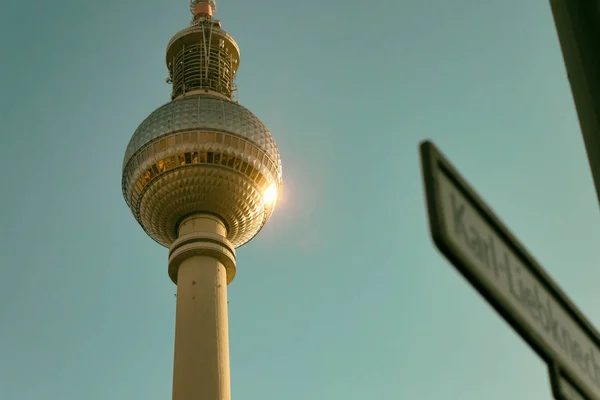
[420,140,600,400]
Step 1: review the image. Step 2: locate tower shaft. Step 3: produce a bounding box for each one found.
[169,214,237,400]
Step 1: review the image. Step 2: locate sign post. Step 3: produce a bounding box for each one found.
[551,363,588,400]
[548,0,600,209]
[420,139,600,400]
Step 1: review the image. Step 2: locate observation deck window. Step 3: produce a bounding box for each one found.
[127,131,280,201]
[249,167,258,180]
[227,156,235,168]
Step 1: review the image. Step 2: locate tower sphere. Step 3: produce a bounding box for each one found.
[121,94,282,248]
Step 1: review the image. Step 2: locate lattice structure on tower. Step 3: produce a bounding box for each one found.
[165,0,239,100]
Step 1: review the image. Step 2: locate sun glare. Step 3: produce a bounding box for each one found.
[263,184,278,205]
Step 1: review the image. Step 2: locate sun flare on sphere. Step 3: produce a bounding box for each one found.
[263,183,278,205]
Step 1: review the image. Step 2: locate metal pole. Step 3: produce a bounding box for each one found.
[548,0,600,208]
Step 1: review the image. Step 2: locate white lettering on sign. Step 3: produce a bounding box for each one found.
[438,172,600,399]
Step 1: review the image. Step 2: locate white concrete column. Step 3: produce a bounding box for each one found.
[168,214,237,400]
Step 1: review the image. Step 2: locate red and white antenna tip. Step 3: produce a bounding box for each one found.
[190,0,216,18]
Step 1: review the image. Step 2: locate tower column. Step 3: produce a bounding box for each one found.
[168,214,237,400]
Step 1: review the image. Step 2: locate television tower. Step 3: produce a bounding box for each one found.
[121,1,282,398]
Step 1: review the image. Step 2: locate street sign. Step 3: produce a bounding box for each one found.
[551,364,588,400]
[420,140,600,400]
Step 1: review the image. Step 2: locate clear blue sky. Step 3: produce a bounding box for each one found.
[1,0,599,399]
